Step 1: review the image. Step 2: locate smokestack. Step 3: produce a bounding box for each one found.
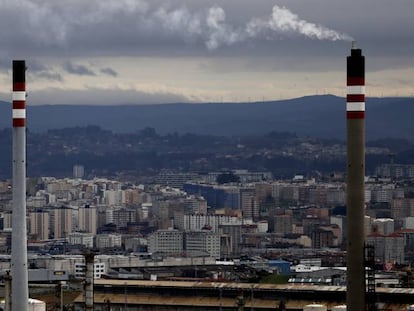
[346,43,366,310]
[11,60,29,311]
[84,252,95,311]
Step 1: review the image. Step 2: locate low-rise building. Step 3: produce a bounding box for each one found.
[148,229,184,255]
[95,233,122,249]
[74,261,106,279]
[68,232,94,248]
[185,230,221,258]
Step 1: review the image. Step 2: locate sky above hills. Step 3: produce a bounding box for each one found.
[0,0,413,105]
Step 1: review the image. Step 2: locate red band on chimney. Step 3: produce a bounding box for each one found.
[347,111,365,119]
[13,82,25,91]
[13,101,25,109]
[347,77,365,86]
[13,119,26,127]
[347,94,365,102]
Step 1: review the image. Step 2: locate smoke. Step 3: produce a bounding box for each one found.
[150,3,353,50]
[246,6,354,42]
[205,6,244,50]
[0,0,353,54]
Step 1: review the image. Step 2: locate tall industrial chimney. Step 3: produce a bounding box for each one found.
[346,43,366,310]
[11,60,29,311]
[84,252,95,311]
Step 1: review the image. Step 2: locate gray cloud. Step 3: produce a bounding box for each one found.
[0,1,355,54]
[28,61,63,81]
[63,62,96,76]
[0,0,411,72]
[0,59,63,81]
[63,63,118,78]
[30,70,63,82]
[24,87,193,106]
[100,67,118,77]
[0,59,10,70]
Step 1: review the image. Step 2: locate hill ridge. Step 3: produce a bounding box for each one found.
[0,95,413,140]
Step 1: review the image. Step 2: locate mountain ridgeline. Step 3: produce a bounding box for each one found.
[0,95,412,178]
[0,95,413,140]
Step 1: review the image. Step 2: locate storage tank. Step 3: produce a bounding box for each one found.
[303,304,327,311]
[28,298,46,311]
[332,305,347,310]
[0,298,46,311]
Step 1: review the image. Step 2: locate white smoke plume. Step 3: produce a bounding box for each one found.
[0,0,353,53]
[150,3,354,49]
[246,6,353,42]
[205,6,243,50]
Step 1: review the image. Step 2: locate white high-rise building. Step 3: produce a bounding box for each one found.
[104,190,124,206]
[51,207,73,239]
[78,205,97,234]
[73,165,85,179]
[240,187,257,221]
[29,210,50,241]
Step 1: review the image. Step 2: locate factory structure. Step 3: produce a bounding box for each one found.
[3,46,414,310]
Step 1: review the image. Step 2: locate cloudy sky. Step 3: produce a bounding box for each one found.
[0,0,413,105]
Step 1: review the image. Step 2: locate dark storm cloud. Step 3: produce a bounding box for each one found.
[0,0,412,71]
[28,61,63,81]
[100,67,118,77]
[63,62,118,78]
[0,0,352,54]
[0,59,62,81]
[63,62,96,76]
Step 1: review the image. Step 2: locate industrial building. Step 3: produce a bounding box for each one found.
[71,279,414,310]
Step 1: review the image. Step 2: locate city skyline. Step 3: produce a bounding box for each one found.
[0,0,413,105]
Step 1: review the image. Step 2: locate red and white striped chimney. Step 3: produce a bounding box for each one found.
[11,60,29,311]
[12,61,26,128]
[346,42,366,311]
[346,42,365,120]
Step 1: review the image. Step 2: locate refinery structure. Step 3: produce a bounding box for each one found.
[1,47,414,310]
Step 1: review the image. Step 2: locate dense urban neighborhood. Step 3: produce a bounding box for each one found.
[1,163,414,273]
[0,124,414,309]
